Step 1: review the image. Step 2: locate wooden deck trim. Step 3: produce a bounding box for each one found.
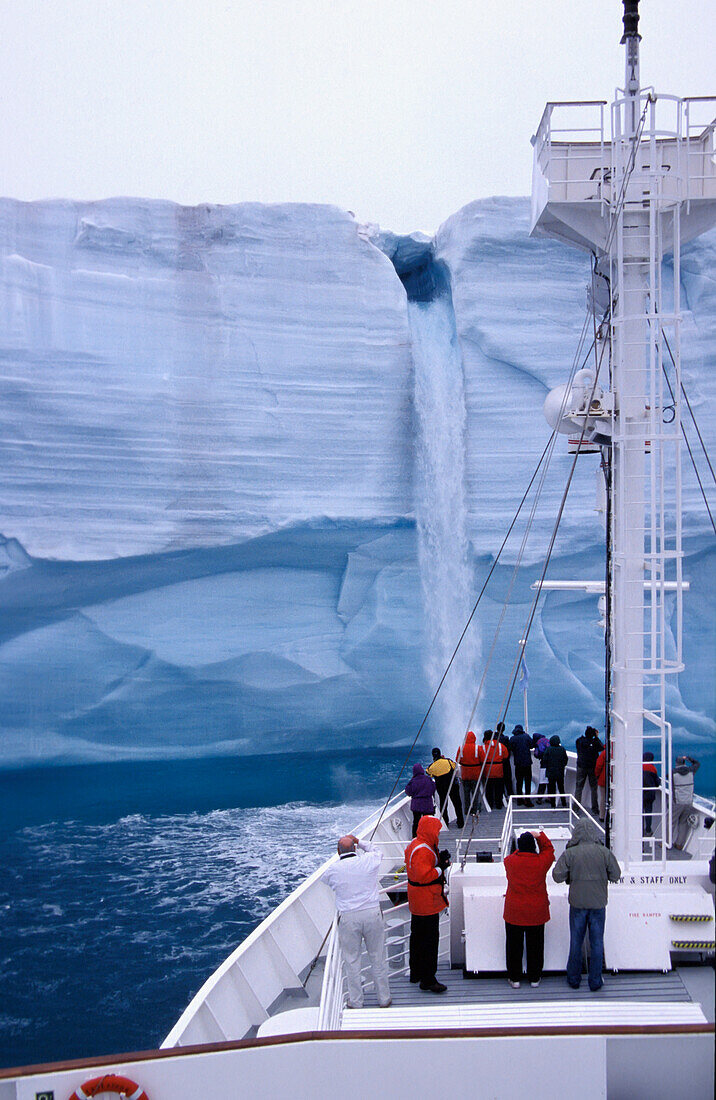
[3,1021,713,1080]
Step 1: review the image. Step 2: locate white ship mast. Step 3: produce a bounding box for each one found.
[532,0,716,867]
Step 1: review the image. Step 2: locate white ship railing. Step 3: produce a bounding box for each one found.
[316,895,451,1031]
[316,915,342,1031]
[162,791,411,1048]
[496,794,604,862]
[533,96,716,209]
[532,100,609,209]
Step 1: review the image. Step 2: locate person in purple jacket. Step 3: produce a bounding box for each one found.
[405,763,436,836]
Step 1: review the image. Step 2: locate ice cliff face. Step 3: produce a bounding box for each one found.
[0,196,713,767]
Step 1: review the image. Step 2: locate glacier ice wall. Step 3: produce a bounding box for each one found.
[0,196,713,768]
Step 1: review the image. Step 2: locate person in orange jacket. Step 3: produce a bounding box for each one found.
[595,747,607,821]
[405,815,449,993]
[477,730,509,809]
[456,730,481,817]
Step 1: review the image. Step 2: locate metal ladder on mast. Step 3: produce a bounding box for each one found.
[607,92,686,862]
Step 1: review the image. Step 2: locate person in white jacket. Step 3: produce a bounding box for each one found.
[321,834,391,1009]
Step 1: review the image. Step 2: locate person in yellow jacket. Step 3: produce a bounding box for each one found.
[426,747,464,829]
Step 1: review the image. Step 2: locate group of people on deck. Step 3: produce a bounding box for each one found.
[404,724,698,848]
[322,725,702,1009]
[404,725,573,836]
[323,809,622,1007]
[404,804,623,995]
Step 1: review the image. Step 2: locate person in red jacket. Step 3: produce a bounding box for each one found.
[405,815,448,993]
[595,748,607,821]
[477,730,509,809]
[456,730,481,817]
[503,829,555,988]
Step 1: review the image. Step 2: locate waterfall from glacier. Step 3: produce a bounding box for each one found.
[395,248,480,744]
[410,290,479,742]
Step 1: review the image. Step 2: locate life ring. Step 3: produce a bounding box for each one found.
[68,1075,149,1100]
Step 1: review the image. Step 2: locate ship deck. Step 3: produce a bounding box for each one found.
[357,805,712,1018]
[352,963,699,1009]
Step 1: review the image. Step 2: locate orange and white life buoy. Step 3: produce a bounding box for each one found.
[68,1075,149,1100]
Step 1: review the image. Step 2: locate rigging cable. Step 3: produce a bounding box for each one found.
[459,104,650,861]
[662,330,716,486]
[589,256,613,838]
[459,299,597,737]
[447,306,600,822]
[376,96,651,850]
[659,337,716,535]
[493,101,650,734]
[602,446,613,850]
[368,432,555,840]
[461,326,612,864]
[665,370,716,536]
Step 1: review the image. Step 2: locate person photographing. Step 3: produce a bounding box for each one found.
[503,828,555,988]
[321,834,391,1009]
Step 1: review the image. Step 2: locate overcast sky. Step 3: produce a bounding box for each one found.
[1,0,713,233]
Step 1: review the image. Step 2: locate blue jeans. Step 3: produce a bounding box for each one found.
[567,907,606,991]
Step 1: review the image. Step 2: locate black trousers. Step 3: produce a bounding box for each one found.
[514,765,533,799]
[486,777,504,809]
[409,912,440,984]
[505,922,545,984]
[547,775,567,807]
[643,795,656,835]
[502,758,513,798]
[575,766,599,813]
[462,778,479,816]
[412,810,430,837]
[435,774,464,827]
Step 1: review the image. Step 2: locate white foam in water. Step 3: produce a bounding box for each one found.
[0,799,381,1064]
[16,800,379,938]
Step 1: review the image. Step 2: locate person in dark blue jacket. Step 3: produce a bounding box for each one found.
[542,735,569,807]
[509,724,534,806]
[575,726,604,816]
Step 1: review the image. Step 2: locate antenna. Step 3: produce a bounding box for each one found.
[621,0,640,43]
[621,0,641,135]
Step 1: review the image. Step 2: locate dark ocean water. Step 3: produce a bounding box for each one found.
[0,748,402,1070]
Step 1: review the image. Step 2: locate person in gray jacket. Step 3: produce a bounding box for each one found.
[671,755,700,850]
[552,819,621,991]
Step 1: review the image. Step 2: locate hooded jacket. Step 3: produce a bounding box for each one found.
[503,831,555,925]
[541,737,568,779]
[456,732,480,780]
[477,738,509,778]
[405,763,436,813]
[552,819,621,909]
[405,815,448,916]
[509,727,533,769]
